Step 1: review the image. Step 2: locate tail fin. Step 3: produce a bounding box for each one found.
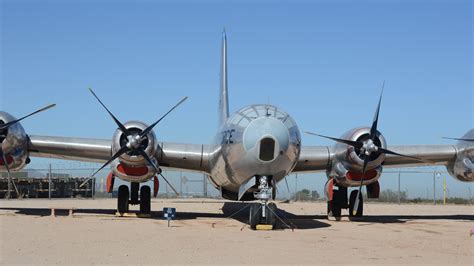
[218,30,229,127]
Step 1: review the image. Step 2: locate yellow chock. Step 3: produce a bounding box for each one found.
[115,212,151,218]
[256,224,273,230]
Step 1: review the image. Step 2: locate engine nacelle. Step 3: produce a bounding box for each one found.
[329,127,387,186]
[110,121,158,183]
[0,111,29,172]
[447,141,474,182]
[334,127,387,171]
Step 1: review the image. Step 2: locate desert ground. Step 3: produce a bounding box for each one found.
[0,198,473,265]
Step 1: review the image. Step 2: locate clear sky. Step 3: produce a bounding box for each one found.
[1,0,472,198]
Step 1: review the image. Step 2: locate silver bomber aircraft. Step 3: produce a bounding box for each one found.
[1,32,473,229]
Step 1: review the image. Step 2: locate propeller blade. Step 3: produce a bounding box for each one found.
[369,81,384,140]
[140,96,188,138]
[353,155,369,216]
[442,137,474,142]
[304,131,363,149]
[137,149,180,196]
[159,172,180,196]
[0,104,56,130]
[79,145,129,188]
[378,147,427,162]
[88,88,130,136]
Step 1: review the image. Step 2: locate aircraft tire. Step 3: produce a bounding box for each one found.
[117,185,129,213]
[140,185,151,214]
[349,190,363,217]
[328,190,342,220]
[249,203,261,230]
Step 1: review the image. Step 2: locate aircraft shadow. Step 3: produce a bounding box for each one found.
[0,202,331,230]
[346,214,474,224]
[2,204,471,228]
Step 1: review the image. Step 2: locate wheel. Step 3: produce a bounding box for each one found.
[249,203,261,230]
[130,182,139,205]
[140,185,151,214]
[266,203,278,229]
[327,190,342,219]
[117,185,129,213]
[349,190,363,217]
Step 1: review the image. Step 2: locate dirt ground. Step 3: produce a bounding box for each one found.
[0,198,473,265]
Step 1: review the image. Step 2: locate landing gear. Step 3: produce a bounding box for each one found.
[349,190,363,217]
[249,202,277,230]
[117,185,129,213]
[116,183,152,215]
[249,176,278,230]
[327,185,347,220]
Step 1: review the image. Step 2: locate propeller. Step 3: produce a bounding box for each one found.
[0,103,56,198]
[0,104,56,131]
[79,88,187,196]
[305,82,425,215]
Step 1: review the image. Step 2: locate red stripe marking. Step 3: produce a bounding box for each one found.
[346,170,378,181]
[0,155,13,166]
[117,164,149,176]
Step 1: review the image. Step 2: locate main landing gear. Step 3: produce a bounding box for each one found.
[117,182,152,214]
[248,176,277,230]
[326,179,363,220]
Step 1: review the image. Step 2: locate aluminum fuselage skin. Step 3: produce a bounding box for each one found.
[209,104,301,192]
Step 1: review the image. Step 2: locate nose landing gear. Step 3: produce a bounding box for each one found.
[248,176,277,230]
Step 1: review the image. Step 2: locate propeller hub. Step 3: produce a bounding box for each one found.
[126,134,143,150]
[362,139,378,156]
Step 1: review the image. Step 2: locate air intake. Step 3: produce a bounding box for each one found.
[259,137,275,161]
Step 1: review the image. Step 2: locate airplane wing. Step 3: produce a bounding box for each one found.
[293,144,457,173]
[28,135,211,173]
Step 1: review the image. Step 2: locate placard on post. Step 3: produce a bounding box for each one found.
[163,207,176,227]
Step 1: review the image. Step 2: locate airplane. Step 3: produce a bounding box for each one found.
[0,31,473,229]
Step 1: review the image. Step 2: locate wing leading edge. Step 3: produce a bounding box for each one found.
[292,144,457,174]
[28,135,211,173]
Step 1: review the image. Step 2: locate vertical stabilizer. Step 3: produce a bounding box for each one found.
[218,30,229,127]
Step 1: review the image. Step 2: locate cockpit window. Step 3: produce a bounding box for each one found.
[230,104,297,128]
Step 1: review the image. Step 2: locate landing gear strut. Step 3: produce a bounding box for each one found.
[116,183,152,215]
[326,179,364,219]
[249,176,277,230]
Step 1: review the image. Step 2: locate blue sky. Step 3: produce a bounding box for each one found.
[1,0,472,198]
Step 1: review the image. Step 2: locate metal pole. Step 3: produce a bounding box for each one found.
[48,163,52,200]
[203,174,208,198]
[433,171,436,205]
[295,173,298,202]
[443,176,446,205]
[92,178,95,200]
[397,170,401,204]
[180,172,183,197]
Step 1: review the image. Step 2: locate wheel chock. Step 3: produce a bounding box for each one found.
[115,212,151,218]
[256,224,273,230]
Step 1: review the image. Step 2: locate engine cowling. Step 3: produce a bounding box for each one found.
[329,127,387,186]
[109,121,159,182]
[447,139,474,182]
[0,111,29,172]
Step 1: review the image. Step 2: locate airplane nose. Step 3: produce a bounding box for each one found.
[243,116,290,162]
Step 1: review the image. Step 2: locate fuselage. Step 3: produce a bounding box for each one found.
[208,104,301,195]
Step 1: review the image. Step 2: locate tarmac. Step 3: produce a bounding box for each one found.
[0,198,473,264]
